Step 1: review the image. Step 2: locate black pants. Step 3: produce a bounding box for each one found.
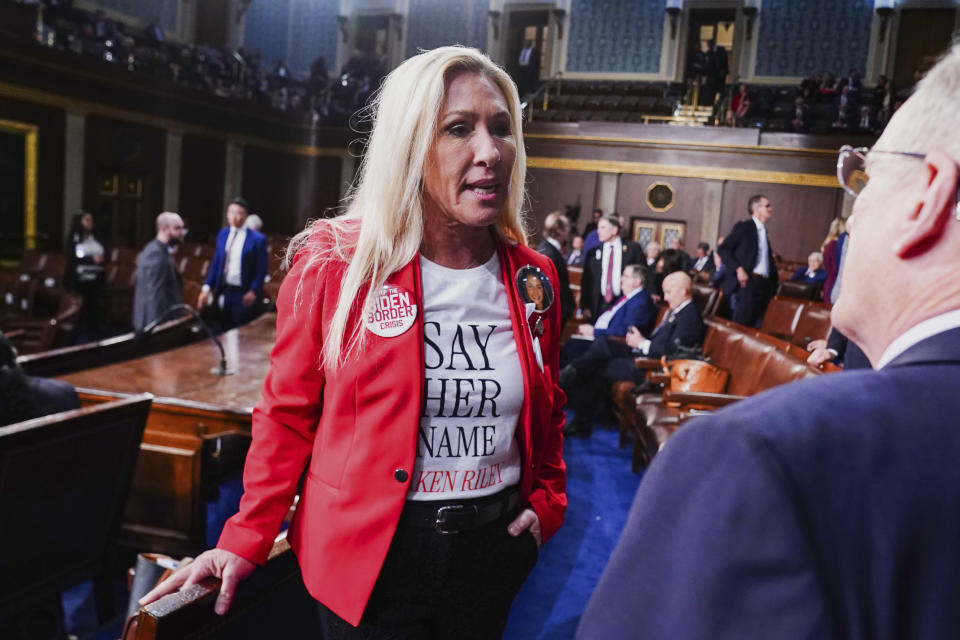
[316,498,538,639]
[731,274,775,328]
[564,337,644,419]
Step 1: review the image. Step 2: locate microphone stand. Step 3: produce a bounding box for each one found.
[139,303,234,375]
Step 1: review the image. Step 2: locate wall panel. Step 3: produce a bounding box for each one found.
[179,135,226,242]
[617,174,706,249]
[754,0,873,78]
[405,0,488,59]
[241,147,341,236]
[718,180,840,263]
[526,167,597,243]
[566,0,664,74]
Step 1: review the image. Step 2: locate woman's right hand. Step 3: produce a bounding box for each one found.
[138,548,256,615]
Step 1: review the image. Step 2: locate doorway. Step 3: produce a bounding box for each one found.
[683,8,736,106]
[93,172,151,249]
[893,9,956,88]
[505,9,550,97]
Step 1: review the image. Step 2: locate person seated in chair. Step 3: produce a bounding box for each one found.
[561,264,655,367]
[790,251,828,284]
[559,272,703,436]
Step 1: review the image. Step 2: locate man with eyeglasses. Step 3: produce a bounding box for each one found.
[578,44,960,639]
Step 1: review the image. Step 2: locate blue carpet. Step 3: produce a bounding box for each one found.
[64,423,640,640]
[504,417,642,639]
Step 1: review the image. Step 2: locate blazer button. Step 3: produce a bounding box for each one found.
[394,468,408,483]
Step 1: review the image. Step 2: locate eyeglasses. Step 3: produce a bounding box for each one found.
[837,145,926,197]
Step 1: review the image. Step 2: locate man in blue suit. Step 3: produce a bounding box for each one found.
[578,45,960,639]
[198,197,268,331]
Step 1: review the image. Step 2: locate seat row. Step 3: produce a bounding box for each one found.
[613,314,836,472]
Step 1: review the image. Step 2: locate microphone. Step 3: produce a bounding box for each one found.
[139,304,235,375]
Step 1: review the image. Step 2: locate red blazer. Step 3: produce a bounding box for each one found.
[217,236,567,626]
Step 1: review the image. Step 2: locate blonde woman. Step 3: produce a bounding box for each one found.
[141,47,567,638]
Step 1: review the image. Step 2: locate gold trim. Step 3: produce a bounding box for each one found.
[0,81,344,159]
[526,156,839,188]
[0,118,39,250]
[524,132,838,156]
[646,181,675,213]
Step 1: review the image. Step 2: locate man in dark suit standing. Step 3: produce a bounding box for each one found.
[198,198,268,331]
[578,45,960,639]
[133,211,184,332]
[717,195,778,327]
[579,215,643,320]
[515,39,540,97]
[536,211,575,324]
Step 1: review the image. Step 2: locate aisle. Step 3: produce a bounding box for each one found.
[503,423,643,639]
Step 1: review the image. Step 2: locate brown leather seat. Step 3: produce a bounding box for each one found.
[625,317,832,472]
[759,297,803,340]
[792,303,832,347]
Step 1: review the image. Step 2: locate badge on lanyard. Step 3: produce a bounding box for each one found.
[362,284,418,338]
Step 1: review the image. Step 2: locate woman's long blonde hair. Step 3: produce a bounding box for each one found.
[287,46,529,368]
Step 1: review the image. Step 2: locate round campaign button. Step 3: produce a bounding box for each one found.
[363,284,418,338]
[515,265,554,313]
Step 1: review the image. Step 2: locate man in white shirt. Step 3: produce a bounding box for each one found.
[580,43,960,640]
[578,215,643,320]
[716,195,778,327]
[515,39,540,96]
[198,197,269,331]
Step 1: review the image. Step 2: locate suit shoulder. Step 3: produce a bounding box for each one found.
[510,242,553,270]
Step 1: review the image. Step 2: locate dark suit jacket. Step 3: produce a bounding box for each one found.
[537,239,575,323]
[133,239,183,331]
[647,300,704,358]
[594,289,656,339]
[0,375,80,426]
[580,240,644,319]
[717,218,778,296]
[579,326,960,640]
[205,227,269,295]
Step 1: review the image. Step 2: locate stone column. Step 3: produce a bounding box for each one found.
[63,111,85,230]
[163,130,183,212]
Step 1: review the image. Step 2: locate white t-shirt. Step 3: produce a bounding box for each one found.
[408,253,523,501]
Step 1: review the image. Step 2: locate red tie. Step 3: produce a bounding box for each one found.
[604,246,614,303]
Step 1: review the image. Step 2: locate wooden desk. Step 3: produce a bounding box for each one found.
[58,313,278,555]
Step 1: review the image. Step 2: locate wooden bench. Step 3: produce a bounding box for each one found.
[0,394,152,639]
[17,314,201,378]
[126,534,321,640]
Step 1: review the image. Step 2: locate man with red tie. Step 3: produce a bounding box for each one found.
[578,215,643,320]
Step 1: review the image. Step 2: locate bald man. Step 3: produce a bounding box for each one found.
[580,44,960,639]
[133,212,184,331]
[625,272,703,359]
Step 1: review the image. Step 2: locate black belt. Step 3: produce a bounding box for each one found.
[401,486,520,534]
[221,285,246,292]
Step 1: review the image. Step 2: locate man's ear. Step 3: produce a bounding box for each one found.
[893,150,959,259]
